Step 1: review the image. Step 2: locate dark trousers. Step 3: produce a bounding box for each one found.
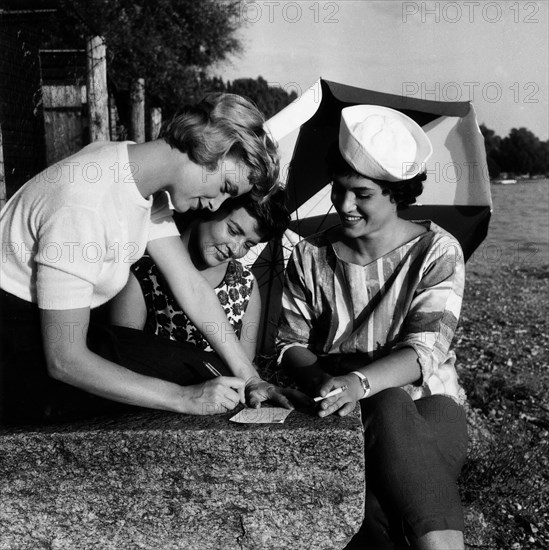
[0,290,231,426]
[348,388,468,549]
[318,357,468,549]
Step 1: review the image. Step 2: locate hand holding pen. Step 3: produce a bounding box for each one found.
[205,361,311,410]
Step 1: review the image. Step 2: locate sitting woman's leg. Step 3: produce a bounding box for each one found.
[412,395,468,550]
[87,322,231,387]
[0,289,232,425]
[361,388,468,550]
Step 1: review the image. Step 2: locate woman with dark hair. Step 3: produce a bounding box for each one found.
[326,142,428,211]
[108,190,299,414]
[277,106,467,550]
[0,93,296,425]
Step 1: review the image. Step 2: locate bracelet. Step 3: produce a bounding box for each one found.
[350,371,371,399]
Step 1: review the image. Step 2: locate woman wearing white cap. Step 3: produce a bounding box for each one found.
[277,106,467,549]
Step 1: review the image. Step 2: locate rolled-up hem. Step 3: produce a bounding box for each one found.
[276,342,309,366]
[407,513,464,540]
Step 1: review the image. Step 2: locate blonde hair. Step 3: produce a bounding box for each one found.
[160,93,279,199]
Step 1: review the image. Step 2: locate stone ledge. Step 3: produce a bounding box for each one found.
[0,407,365,550]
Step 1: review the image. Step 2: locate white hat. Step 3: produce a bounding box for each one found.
[339,105,433,182]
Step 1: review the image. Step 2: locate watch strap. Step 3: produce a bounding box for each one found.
[350,370,371,399]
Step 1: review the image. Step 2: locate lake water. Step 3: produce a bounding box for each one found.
[468,179,549,269]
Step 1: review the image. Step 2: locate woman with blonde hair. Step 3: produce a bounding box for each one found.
[0,93,296,425]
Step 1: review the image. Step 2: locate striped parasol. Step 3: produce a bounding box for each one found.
[244,78,492,354]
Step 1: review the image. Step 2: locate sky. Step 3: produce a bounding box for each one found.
[218,0,549,140]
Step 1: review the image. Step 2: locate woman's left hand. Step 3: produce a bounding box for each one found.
[245,377,313,409]
[316,374,363,418]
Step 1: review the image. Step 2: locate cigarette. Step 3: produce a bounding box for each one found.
[313,385,347,402]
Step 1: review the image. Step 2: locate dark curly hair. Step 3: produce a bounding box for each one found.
[216,187,290,242]
[326,142,425,210]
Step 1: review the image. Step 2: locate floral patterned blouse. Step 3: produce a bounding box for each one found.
[131,255,254,351]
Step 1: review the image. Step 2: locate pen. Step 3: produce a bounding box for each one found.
[313,385,347,402]
[204,361,222,377]
[204,361,248,406]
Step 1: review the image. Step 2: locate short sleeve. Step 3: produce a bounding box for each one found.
[35,206,105,309]
[148,191,180,242]
[393,235,465,383]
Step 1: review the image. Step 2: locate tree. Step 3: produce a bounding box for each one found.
[226,77,298,118]
[499,128,541,176]
[50,0,243,112]
[197,76,297,119]
[532,139,549,175]
[479,124,502,179]
[479,125,548,178]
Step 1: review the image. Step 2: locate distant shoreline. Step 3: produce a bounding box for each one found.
[491,176,549,185]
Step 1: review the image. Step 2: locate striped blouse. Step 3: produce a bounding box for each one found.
[276,221,466,404]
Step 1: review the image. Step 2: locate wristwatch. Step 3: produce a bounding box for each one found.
[350,371,371,399]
